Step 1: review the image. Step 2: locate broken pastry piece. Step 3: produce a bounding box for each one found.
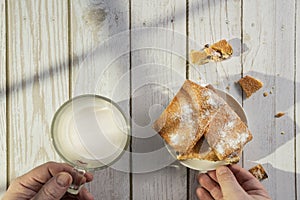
[204,104,252,161]
[238,75,263,98]
[152,80,226,154]
[210,39,233,60]
[190,39,233,65]
[275,112,285,118]
[249,164,268,181]
[177,137,219,161]
[153,80,252,163]
[190,50,210,65]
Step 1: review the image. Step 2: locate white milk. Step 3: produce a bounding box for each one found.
[53,96,129,168]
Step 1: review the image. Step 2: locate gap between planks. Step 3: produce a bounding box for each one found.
[5,0,10,188]
[129,0,133,199]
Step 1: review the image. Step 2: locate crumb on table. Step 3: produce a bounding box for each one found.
[275,112,285,118]
[248,164,268,181]
[238,75,263,98]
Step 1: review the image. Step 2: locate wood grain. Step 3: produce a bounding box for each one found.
[296,0,300,198]
[130,0,187,199]
[242,0,296,199]
[188,1,242,199]
[7,0,69,180]
[188,0,243,97]
[70,0,130,199]
[3,0,300,199]
[0,0,6,194]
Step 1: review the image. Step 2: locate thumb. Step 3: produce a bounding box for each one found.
[216,166,246,199]
[32,172,72,200]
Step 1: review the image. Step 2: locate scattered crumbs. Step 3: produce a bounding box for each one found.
[249,164,268,181]
[271,86,275,90]
[269,90,273,94]
[275,112,285,118]
[276,73,280,76]
[280,131,285,135]
[226,85,230,90]
[263,92,268,97]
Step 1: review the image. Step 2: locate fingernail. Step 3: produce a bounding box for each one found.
[217,166,228,175]
[56,173,71,187]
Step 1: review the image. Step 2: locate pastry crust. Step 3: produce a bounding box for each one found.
[210,39,233,59]
[238,75,263,98]
[153,80,225,155]
[204,104,252,160]
[177,137,219,161]
[153,80,252,162]
[190,39,233,65]
[190,50,210,65]
[249,164,268,181]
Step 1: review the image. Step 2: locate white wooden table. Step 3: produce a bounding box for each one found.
[1,0,299,199]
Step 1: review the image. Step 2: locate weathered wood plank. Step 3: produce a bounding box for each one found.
[188,0,242,199]
[131,0,187,199]
[296,0,300,198]
[0,0,6,194]
[70,0,130,199]
[242,0,296,199]
[7,0,69,180]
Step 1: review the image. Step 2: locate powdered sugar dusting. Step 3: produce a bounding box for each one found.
[238,132,249,143]
[202,89,224,108]
[227,138,240,149]
[219,131,227,138]
[207,96,217,107]
[199,110,211,120]
[204,110,210,117]
[226,121,235,128]
[215,142,225,155]
[215,132,249,156]
[170,134,180,145]
[203,90,217,106]
[180,104,196,139]
[181,105,193,122]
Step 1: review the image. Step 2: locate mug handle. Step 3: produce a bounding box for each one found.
[67,167,86,195]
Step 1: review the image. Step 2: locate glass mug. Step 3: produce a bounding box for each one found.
[51,95,130,194]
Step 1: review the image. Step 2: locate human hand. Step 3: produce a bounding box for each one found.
[197,164,271,200]
[3,161,94,200]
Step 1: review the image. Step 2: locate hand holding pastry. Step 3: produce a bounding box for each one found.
[197,164,271,200]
